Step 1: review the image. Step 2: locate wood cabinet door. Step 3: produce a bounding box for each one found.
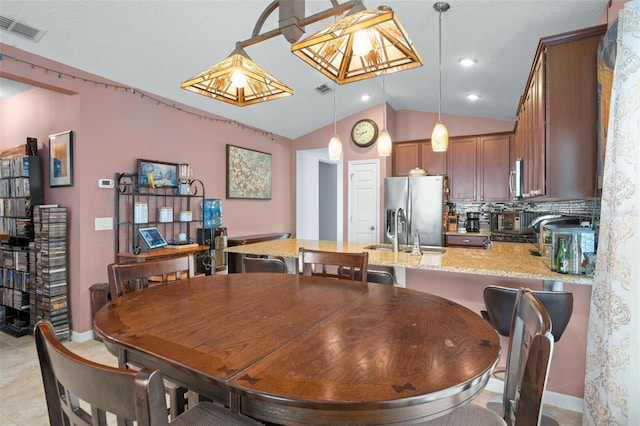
[448,137,477,201]
[392,143,420,176]
[421,142,447,175]
[479,135,511,201]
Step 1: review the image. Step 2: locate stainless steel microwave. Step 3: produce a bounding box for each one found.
[490,212,539,234]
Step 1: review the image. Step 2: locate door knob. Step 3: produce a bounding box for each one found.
[370,226,375,230]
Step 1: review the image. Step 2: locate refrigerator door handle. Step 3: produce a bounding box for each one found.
[406,186,412,242]
[509,170,516,196]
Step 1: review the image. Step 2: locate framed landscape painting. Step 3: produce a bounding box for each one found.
[226,144,272,200]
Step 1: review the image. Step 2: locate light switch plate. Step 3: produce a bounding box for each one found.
[95,217,113,230]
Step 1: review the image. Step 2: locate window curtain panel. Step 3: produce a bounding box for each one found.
[583,1,640,424]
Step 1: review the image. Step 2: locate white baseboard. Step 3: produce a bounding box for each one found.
[486,378,584,413]
[70,329,94,343]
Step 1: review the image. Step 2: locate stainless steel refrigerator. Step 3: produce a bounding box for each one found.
[384,176,445,247]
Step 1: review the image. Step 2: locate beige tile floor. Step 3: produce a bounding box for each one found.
[0,331,582,425]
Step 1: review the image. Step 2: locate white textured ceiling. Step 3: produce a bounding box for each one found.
[0,1,608,139]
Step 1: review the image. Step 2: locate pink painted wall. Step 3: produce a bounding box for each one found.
[407,269,592,399]
[1,44,293,334]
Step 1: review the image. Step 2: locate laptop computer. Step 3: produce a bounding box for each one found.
[138,227,168,249]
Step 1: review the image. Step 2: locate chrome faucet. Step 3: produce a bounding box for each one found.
[386,208,406,253]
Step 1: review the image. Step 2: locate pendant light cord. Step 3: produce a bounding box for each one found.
[438,8,442,120]
[333,82,337,134]
[382,76,387,127]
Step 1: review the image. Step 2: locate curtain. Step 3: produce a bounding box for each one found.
[583,1,640,425]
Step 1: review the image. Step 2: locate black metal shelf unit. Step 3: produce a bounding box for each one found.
[114,173,205,259]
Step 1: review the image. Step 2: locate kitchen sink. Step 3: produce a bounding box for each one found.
[363,244,446,254]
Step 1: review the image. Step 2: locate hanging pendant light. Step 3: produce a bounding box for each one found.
[377,76,392,156]
[431,2,450,152]
[328,83,343,160]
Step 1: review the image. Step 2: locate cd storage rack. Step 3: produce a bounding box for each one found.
[0,154,43,337]
[31,206,69,340]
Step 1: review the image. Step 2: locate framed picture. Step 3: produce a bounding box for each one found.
[226,144,272,200]
[49,130,73,187]
[137,159,178,188]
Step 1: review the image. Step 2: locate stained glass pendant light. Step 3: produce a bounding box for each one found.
[181,43,293,107]
[292,2,423,84]
[431,2,450,152]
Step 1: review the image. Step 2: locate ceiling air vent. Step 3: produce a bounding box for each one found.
[0,15,46,42]
[315,84,331,94]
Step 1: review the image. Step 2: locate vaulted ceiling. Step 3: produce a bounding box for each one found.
[0,1,609,139]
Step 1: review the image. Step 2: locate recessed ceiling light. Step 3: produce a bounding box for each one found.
[459,58,477,67]
[467,94,481,101]
[361,94,370,102]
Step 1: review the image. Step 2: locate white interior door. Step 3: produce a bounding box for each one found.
[348,160,379,243]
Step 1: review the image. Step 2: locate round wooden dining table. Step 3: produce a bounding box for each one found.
[94,273,500,425]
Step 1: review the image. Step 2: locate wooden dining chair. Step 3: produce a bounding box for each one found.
[338,266,395,285]
[35,319,262,426]
[417,288,554,426]
[298,247,368,282]
[106,255,196,419]
[107,254,196,299]
[242,255,287,273]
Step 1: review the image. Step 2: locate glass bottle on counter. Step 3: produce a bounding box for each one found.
[569,234,581,274]
[556,237,569,274]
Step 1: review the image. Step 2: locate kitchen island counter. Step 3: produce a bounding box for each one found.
[224,238,593,285]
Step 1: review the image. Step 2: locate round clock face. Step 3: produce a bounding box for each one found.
[351,119,378,147]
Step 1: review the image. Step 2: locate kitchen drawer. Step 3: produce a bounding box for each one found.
[446,234,488,248]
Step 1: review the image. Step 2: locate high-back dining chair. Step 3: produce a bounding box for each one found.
[481,285,573,342]
[106,255,195,419]
[298,248,368,282]
[107,254,195,299]
[417,288,554,426]
[338,266,395,285]
[35,319,262,426]
[242,255,287,273]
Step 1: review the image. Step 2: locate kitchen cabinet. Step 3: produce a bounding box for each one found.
[515,24,606,199]
[445,234,488,248]
[448,133,512,202]
[392,141,446,176]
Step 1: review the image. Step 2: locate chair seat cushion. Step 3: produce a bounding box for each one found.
[171,401,263,425]
[414,403,507,425]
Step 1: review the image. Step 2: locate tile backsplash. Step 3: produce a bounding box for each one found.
[448,198,601,231]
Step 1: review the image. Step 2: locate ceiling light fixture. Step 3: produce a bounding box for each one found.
[328,83,343,160]
[291,3,423,84]
[459,58,477,67]
[467,94,481,101]
[181,0,421,106]
[431,2,450,153]
[377,76,392,156]
[181,43,293,107]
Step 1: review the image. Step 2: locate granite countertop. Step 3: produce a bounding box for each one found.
[225,238,593,285]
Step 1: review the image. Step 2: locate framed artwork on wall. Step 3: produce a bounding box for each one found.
[137,159,178,188]
[226,144,272,200]
[49,130,73,187]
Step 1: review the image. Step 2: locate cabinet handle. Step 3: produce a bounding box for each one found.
[462,239,470,243]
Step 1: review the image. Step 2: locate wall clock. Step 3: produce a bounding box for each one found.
[351,118,378,147]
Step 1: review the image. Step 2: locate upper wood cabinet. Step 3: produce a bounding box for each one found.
[447,134,512,202]
[515,24,606,199]
[392,140,446,176]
